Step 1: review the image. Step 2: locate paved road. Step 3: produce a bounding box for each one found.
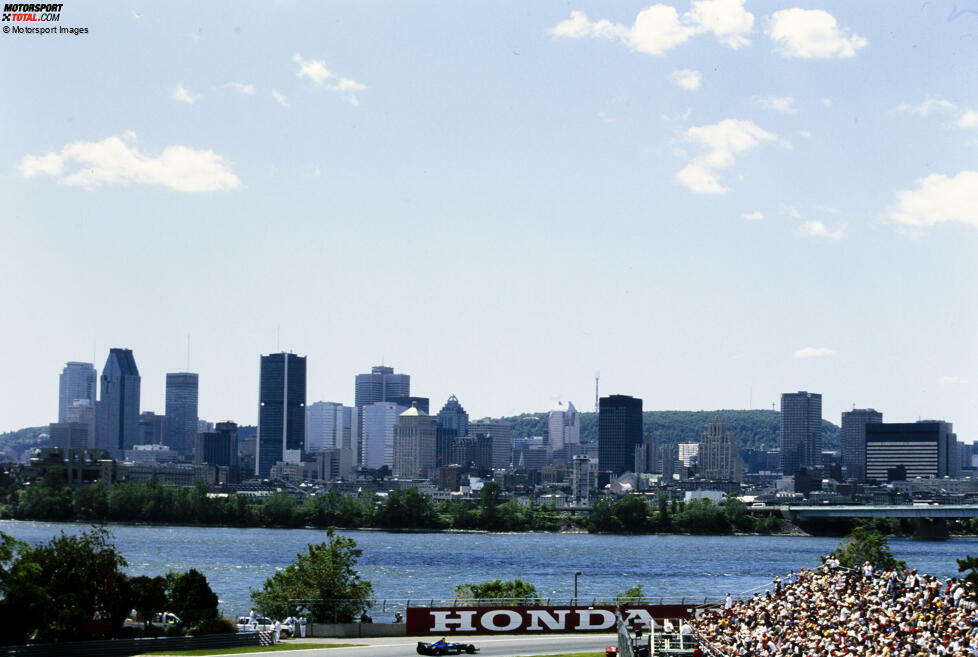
[141,633,618,657]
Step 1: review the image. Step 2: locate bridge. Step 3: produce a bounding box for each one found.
[747,504,978,539]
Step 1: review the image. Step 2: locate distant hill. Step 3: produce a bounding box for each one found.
[0,426,49,462]
[481,409,840,452]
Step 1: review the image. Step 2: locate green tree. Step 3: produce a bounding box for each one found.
[250,528,373,623]
[0,527,129,644]
[373,488,441,529]
[454,578,540,605]
[129,575,168,628]
[723,496,754,533]
[673,498,731,534]
[168,568,219,628]
[957,555,978,587]
[614,584,646,606]
[828,526,906,570]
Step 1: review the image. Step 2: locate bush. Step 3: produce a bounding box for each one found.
[190,616,237,636]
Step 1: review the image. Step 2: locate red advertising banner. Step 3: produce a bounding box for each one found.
[406,604,708,636]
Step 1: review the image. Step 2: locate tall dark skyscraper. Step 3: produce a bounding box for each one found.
[353,365,409,465]
[96,348,141,457]
[435,394,469,436]
[598,394,643,476]
[58,362,96,423]
[256,352,306,478]
[780,391,822,476]
[165,372,199,453]
[841,408,882,481]
[866,421,959,481]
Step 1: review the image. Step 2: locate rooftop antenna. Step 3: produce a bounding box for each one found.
[594,371,600,414]
[186,334,191,371]
[749,385,752,410]
[277,324,281,352]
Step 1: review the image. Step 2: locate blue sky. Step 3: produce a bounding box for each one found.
[1,0,976,441]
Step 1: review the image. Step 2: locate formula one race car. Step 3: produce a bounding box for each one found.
[417,639,478,655]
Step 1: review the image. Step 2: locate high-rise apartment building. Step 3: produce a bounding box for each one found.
[598,394,643,476]
[96,348,141,457]
[65,399,96,448]
[841,408,882,482]
[306,401,357,453]
[165,373,199,453]
[780,391,822,476]
[256,352,306,478]
[138,411,166,445]
[866,421,959,482]
[58,362,96,423]
[393,403,437,479]
[548,401,580,453]
[49,422,90,450]
[197,421,239,481]
[698,416,743,482]
[354,365,410,464]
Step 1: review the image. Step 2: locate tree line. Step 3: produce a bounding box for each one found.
[4,469,794,535]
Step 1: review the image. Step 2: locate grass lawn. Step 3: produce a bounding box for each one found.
[141,642,361,655]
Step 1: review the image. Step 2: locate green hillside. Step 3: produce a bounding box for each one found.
[0,426,49,462]
[484,409,840,452]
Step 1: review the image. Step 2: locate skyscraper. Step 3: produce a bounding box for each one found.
[138,411,166,445]
[393,403,437,479]
[598,394,643,476]
[306,401,357,453]
[841,408,882,482]
[353,365,410,464]
[436,394,469,436]
[547,400,580,452]
[698,416,743,482]
[96,348,141,457]
[256,352,306,478]
[165,372,199,453]
[467,421,513,469]
[58,362,96,423]
[866,421,959,481]
[65,399,96,448]
[779,391,822,476]
[361,401,403,469]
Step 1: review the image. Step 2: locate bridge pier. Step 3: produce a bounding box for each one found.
[913,518,949,541]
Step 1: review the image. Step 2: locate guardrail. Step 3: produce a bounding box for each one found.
[0,631,267,657]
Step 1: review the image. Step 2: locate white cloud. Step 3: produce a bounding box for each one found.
[676,119,781,194]
[224,81,256,95]
[753,95,796,113]
[171,84,200,104]
[668,69,702,90]
[890,171,978,230]
[958,110,978,128]
[896,97,957,117]
[549,0,754,56]
[794,347,837,359]
[798,130,812,138]
[940,376,973,385]
[271,89,289,107]
[799,220,845,239]
[19,133,239,192]
[292,53,366,104]
[742,210,763,221]
[767,9,867,59]
[821,98,832,108]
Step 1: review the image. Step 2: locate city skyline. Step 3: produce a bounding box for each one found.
[1,1,975,439]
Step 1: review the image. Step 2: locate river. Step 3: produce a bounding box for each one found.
[2,521,976,619]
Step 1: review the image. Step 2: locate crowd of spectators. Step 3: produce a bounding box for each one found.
[694,561,978,656]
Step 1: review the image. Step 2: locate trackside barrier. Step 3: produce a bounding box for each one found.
[0,631,266,657]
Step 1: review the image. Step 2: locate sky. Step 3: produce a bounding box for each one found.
[1,1,976,440]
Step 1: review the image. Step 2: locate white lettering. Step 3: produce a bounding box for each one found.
[526,609,569,631]
[430,611,477,633]
[575,609,616,630]
[481,610,523,632]
[623,609,654,629]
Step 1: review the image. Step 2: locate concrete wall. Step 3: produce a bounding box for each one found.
[310,622,406,638]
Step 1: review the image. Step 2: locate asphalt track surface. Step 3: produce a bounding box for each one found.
[139,633,618,657]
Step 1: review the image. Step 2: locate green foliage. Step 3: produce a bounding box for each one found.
[587,496,650,534]
[374,488,442,529]
[129,575,169,628]
[673,499,731,534]
[614,584,646,606]
[958,555,978,587]
[168,569,220,627]
[454,578,540,604]
[250,528,373,623]
[0,426,49,462]
[0,526,129,644]
[829,526,906,570]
